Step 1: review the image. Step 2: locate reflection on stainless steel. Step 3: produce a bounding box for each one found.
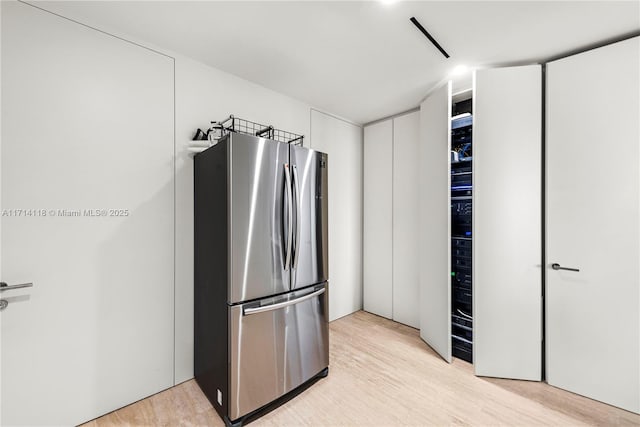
[240,139,266,295]
[230,134,290,303]
[230,284,329,421]
[290,146,328,290]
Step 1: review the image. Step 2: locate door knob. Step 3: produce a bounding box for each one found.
[0,282,33,291]
[0,282,33,311]
[551,263,580,272]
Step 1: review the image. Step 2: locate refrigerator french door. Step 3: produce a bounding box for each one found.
[194,132,329,427]
[290,144,329,290]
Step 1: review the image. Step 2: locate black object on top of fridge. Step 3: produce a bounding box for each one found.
[194,132,329,427]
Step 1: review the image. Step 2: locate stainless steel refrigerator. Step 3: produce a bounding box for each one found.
[194,132,329,427]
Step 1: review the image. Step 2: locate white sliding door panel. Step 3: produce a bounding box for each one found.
[419,83,452,362]
[392,111,420,328]
[546,37,640,413]
[473,66,542,380]
[1,3,174,425]
[364,120,393,319]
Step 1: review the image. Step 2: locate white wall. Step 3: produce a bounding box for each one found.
[310,110,363,321]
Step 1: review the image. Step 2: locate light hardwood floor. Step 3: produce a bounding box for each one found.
[82,311,640,426]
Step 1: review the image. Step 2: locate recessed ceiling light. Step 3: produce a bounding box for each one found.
[380,0,399,6]
[451,65,470,76]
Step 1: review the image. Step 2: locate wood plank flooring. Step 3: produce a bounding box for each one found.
[82,311,640,426]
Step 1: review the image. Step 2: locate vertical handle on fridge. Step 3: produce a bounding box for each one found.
[283,164,293,270]
[292,165,301,269]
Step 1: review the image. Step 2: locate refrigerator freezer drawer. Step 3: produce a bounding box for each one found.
[228,283,329,421]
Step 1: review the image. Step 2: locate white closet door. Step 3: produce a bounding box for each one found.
[364,120,393,319]
[473,66,542,380]
[393,111,420,328]
[546,37,640,413]
[1,3,174,426]
[419,82,452,362]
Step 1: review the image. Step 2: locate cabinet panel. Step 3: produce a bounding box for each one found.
[419,82,452,362]
[392,111,420,328]
[546,37,639,413]
[363,120,393,319]
[473,65,542,380]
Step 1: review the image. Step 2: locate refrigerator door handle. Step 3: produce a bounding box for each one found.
[243,287,325,316]
[283,163,293,271]
[291,165,301,269]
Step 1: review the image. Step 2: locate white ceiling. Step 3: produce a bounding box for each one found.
[31,1,640,124]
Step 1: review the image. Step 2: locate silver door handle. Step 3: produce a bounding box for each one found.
[0,282,33,291]
[291,165,301,269]
[551,263,580,272]
[243,287,325,316]
[283,164,293,271]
